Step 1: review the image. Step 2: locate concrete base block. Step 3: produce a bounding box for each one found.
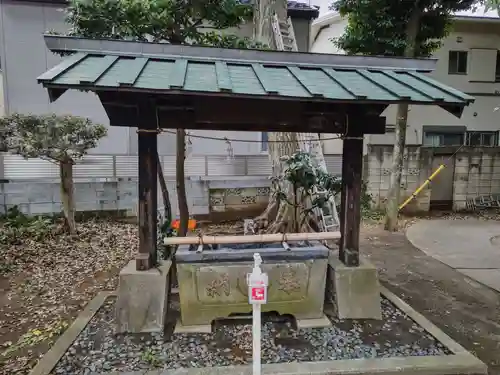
[328,254,382,320]
[174,321,212,334]
[296,314,332,329]
[115,260,172,333]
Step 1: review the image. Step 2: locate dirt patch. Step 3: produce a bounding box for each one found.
[2,215,500,374]
[0,219,136,375]
[361,225,500,375]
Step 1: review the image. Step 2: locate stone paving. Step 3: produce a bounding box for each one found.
[406,219,500,292]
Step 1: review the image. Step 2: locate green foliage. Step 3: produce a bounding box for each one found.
[274,151,372,222]
[281,151,341,200]
[65,0,266,49]
[0,206,55,246]
[0,113,107,162]
[140,348,161,367]
[1,321,68,358]
[331,0,477,57]
[360,181,378,218]
[480,0,500,12]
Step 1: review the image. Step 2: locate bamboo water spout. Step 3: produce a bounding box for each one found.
[163,231,341,246]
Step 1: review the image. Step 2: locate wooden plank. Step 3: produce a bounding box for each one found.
[339,127,363,267]
[136,98,158,271]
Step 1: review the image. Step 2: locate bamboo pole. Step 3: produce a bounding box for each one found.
[164,231,341,246]
[399,164,445,211]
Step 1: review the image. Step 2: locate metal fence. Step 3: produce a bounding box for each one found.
[2,153,343,180]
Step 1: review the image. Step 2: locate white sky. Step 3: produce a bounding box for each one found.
[300,0,499,18]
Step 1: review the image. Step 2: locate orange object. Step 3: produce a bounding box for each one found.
[171,219,197,230]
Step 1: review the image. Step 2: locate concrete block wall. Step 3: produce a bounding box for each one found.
[366,145,500,212]
[452,149,500,210]
[209,186,271,213]
[0,153,341,217]
[0,177,273,218]
[365,145,431,212]
[1,179,136,215]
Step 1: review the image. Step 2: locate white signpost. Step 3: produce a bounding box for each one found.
[247,253,268,375]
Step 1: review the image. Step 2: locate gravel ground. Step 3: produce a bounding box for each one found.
[53,296,450,374]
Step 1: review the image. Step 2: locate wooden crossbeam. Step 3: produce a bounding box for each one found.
[163,231,341,246]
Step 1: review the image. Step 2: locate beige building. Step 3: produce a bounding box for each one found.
[311,10,500,211]
[312,11,500,153]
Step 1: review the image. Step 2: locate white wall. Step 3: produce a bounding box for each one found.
[312,16,500,151]
[0,0,319,159]
[310,17,346,54]
[0,73,4,117]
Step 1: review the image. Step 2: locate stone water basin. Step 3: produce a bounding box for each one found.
[175,241,329,328]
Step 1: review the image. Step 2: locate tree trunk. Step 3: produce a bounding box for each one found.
[59,160,76,234]
[384,104,408,231]
[252,0,329,233]
[297,133,328,172]
[157,151,172,224]
[253,0,276,45]
[176,129,189,237]
[256,131,328,233]
[384,5,421,231]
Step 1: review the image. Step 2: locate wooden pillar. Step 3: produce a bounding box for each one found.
[136,98,158,271]
[339,128,364,267]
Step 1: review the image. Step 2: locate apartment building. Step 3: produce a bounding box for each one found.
[312,10,500,152]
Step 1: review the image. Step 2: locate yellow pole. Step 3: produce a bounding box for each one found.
[398,164,445,211]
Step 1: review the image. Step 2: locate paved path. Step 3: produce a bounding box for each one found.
[362,227,500,374]
[406,219,500,292]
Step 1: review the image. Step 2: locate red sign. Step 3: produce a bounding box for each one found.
[251,287,265,301]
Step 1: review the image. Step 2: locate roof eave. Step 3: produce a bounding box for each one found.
[40,82,473,119]
[43,34,439,72]
[288,7,319,21]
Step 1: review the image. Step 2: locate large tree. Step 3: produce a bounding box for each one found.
[252,0,335,234]
[481,0,500,12]
[332,0,476,231]
[66,0,263,236]
[0,114,106,233]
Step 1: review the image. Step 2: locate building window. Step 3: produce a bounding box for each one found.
[423,132,464,147]
[466,131,498,146]
[261,132,268,151]
[495,51,500,82]
[385,124,396,133]
[448,51,468,75]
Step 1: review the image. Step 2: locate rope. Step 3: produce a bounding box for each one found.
[161,129,344,143]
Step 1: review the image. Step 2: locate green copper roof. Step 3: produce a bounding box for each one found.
[38,36,474,111]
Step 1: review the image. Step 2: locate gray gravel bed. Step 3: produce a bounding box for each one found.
[52,297,451,374]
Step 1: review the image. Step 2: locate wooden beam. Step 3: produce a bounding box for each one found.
[339,127,364,267]
[136,98,158,271]
[99,92,388,135]
[164,231,341,245]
